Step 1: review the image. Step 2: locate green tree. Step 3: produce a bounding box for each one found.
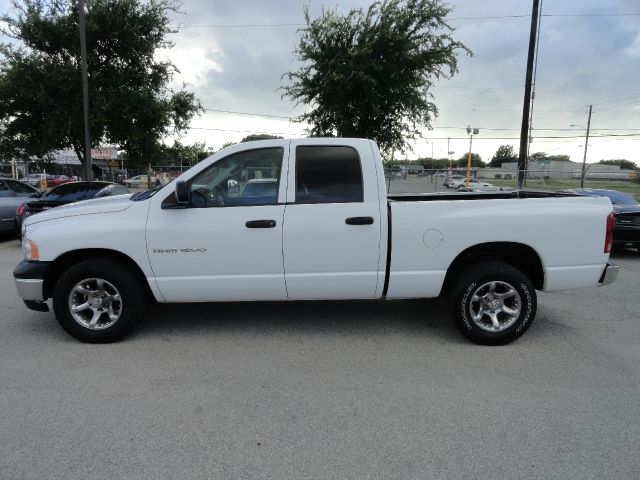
[489,145,517,168]
[282,0,470,158]
[241,134,283,143]
[598,159,639,171]
[528,152,571,163]
[529,152,548,162]
[455,153,484,168]
[160,141,209,166]
[0,0,202,167]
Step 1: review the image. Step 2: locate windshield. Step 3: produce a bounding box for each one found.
[43,183,108,201]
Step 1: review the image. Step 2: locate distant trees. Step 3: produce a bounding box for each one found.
[529,152,571,162]
[282,0,471,158]
[489,145,517,167]
[241,134,283,142]
[598,159,639,171]
[455,153,485,168]
[0,0,202,166]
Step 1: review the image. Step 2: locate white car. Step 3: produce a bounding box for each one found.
[124,175,149,188]
[15,138,618,345]
[451,178,493,190]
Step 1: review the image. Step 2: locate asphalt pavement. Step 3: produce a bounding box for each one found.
[0,235,638,479]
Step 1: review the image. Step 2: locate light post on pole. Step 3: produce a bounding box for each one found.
[465,126,479,187]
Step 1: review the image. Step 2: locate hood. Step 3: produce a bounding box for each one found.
[24,194,134,226]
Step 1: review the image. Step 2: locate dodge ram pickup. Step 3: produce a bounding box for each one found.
[14,138,619,344]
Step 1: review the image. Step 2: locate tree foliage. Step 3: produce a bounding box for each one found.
[240,134,283,143]
[598,159,638,171]
[455,153,484,168]
[160,141,209,166]
[489,144,517,167]
[529,152,571,163]
[282,0,470,158]
[0,0,202,165]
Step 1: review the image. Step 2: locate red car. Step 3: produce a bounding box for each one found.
[47,175,73,187]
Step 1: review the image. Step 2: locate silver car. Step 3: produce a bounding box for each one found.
[0,178,41,234]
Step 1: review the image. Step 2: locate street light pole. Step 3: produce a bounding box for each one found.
[78,0,92,181]
[580,105,592,188]
[466,126,479,187]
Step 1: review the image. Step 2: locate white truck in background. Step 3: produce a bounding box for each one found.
[14,138,618,344]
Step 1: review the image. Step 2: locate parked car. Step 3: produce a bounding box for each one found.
[0,179,41,234]
[14,138,617,345]
[47,175,73,187]
[15,181,131,236]
[453,178,494,190]
[457,186,514,193]
[124,175,149,188]
[20,173,47,187]
[241,178,278,198]
[443,174,464,188]
[558,188,640,251]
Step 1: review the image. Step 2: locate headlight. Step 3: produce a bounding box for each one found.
[22,237,39,261]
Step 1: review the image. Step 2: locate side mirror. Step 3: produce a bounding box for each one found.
[175,181,190,204]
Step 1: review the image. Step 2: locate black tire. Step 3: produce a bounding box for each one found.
[448,261,537,346]
[52,258,146,343]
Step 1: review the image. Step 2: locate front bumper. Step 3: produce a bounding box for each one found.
[598,263,620,287]
[13,260,51,305]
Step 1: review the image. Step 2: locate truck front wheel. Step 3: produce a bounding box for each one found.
[449,261,537,345]
[52,258,145,343]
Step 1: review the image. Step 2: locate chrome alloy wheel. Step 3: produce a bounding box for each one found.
[68,278,122,330]
[469,281,521,332]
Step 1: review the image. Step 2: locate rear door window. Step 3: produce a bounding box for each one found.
[295,146,363,203]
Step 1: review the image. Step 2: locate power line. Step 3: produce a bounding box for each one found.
[189,126,301,135]
[200,107,640,133]
[204,108,292,119]
[178,12,640,28]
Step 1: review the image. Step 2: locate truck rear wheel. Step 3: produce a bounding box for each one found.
[52,258,145,343]
[448,261,537,345]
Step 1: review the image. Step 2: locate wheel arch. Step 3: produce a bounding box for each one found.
[441,242,545,295]
[44,248,153,300]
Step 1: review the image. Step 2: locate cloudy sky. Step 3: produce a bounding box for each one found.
[3,0,640,164]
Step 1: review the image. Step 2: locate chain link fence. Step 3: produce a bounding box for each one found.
[384,168,639,199]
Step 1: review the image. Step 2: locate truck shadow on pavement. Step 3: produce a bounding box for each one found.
[0,233,19,244]
[135,298,467,344]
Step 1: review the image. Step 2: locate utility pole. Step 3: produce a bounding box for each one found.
[78,0,92,181]
[580,105,592,188]
[517,0,541,189]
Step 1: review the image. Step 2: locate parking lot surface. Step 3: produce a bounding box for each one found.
[1,236,639,479]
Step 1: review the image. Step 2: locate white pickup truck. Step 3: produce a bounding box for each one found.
[14,138,619,345]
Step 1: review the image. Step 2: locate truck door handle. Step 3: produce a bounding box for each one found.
[246,219,277,228]
[345,216,374,225]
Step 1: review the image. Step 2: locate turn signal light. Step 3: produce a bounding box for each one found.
[604,211,615,253]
